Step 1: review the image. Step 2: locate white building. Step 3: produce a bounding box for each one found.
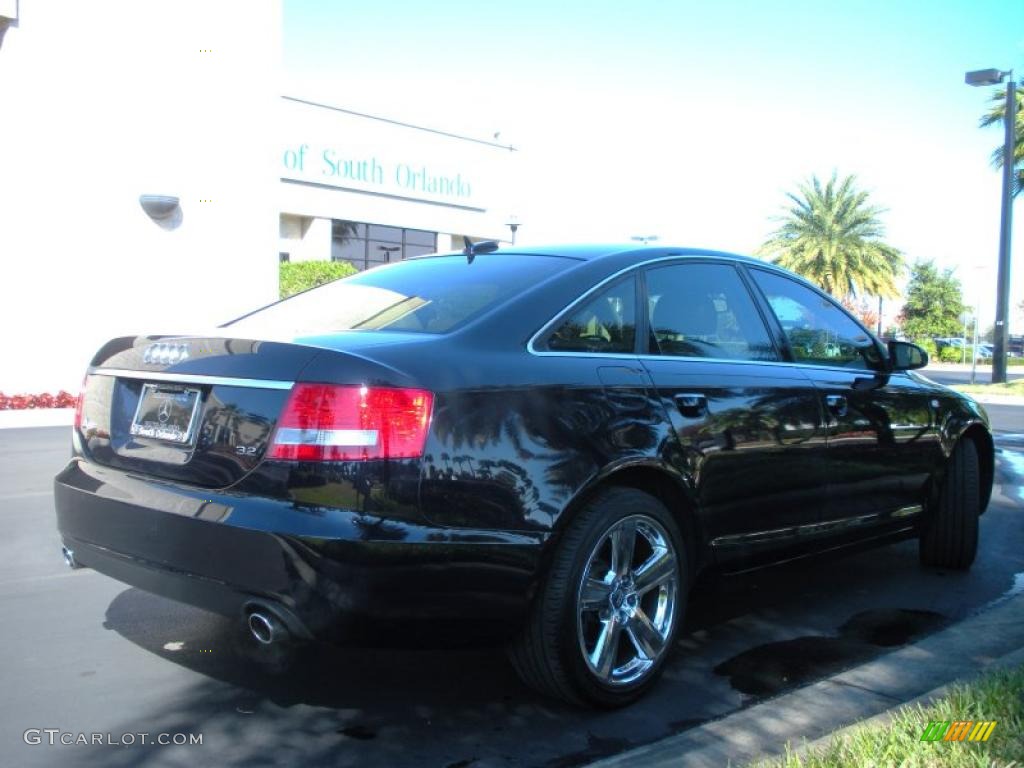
[277,94,517,267]
[0,1,518,394]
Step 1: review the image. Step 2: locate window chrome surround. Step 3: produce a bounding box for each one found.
[87,368,295,391]
[525,254,900,378]
[527,255,718,357]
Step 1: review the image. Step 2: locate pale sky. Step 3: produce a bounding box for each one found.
[283,0,1024,329]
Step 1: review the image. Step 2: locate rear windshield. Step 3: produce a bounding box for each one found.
[226,254,573,335]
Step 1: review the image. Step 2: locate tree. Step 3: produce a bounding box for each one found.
[979,86,1024,198]
[758,173,905,299]
[841,296,880,331]
[332,220,360,243]
[899,261,966,340]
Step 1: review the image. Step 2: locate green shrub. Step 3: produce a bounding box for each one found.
[939,346,962,363]
[915,338,938,359]
[279,260,357,299]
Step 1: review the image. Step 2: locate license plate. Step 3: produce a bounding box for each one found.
[130,384,202,444]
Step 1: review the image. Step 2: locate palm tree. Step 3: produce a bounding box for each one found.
[979,87,1024,198]
[758,173,904,299]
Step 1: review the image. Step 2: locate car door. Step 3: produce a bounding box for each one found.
[639,260,829,568]
[747,268,942,534]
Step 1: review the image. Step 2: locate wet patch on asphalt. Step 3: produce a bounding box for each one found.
[545,734,633,768]
[667,717,704,732]
[337,724,377,740]
[983,571,1024,611]
[713,608,946,697]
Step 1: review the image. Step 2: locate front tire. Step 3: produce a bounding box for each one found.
[508,487,687,707]
[920,439,980,570]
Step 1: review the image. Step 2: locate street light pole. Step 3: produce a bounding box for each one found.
[994,75,1017,383]
[966,67,1018,384]
[960,311,970,365]
[505,216,521,245]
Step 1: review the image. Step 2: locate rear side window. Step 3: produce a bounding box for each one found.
[646,263,777,361]
[751,269,884,370]
[226,255,573,335]
[545,277,637,353]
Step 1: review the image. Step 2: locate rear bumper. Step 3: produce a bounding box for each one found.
[55,459,547,642]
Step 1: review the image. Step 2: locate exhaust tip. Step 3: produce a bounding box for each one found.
[247,610,284,646]
[62,546,80,569]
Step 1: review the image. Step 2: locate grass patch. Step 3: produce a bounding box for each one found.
[952,381,1024,397]
[752,663,1024,767]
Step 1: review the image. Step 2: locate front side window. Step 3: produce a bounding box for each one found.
[751,269,883,370]
[646,263,777,361]
[545,277,637,353]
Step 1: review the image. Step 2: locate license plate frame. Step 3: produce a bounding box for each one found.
[129,383,203,445]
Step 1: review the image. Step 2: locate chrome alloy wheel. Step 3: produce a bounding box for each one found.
[575,514,679,686]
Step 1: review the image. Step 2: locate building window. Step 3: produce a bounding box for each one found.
[279,253,290,263]
[331,219,438,270]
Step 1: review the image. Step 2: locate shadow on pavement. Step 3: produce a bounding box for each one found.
[84,494,1023,768]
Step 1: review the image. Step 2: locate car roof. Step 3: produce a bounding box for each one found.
[434,244,768,266]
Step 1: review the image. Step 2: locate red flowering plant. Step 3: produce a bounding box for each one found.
[0,391,78,410]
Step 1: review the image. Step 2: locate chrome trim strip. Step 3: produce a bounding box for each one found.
[892,504,924,518]
[527,349,904,378]
[710,513,880,548]
[710,505,923,548]
[273,428,378,446]
[88,368,295,391]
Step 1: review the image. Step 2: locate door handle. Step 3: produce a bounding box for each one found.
[825,394,848,417]
[674,393,708,418]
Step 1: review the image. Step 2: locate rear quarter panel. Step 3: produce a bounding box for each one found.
[411,352,673,533]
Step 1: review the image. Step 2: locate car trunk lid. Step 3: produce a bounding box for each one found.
[77,335,319,488]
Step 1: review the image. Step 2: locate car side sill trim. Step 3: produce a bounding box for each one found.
[710,507,923,548]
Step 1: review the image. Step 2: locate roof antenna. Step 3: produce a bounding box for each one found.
[462,237,500,264]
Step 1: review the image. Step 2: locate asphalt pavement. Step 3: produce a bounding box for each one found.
[2,422,1023,768]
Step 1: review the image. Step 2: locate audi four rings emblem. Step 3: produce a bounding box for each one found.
[143,343,191,365]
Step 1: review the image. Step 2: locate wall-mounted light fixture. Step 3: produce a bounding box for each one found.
[139,194,182,230]
[0,0,18,49]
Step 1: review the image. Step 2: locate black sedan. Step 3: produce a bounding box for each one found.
[55,244,993,707]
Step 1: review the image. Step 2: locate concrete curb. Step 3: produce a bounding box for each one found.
[777,644,1024,763]
[587,593,1024,768]
[0,409,73,430]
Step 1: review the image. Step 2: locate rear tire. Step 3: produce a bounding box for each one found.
[920,439,979,570]
[508,487,687,708]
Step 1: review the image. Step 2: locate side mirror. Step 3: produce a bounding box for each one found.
[888,340,928,371]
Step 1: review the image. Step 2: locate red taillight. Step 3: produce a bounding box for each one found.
[73,376,89,430]
[268,383,434,462]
